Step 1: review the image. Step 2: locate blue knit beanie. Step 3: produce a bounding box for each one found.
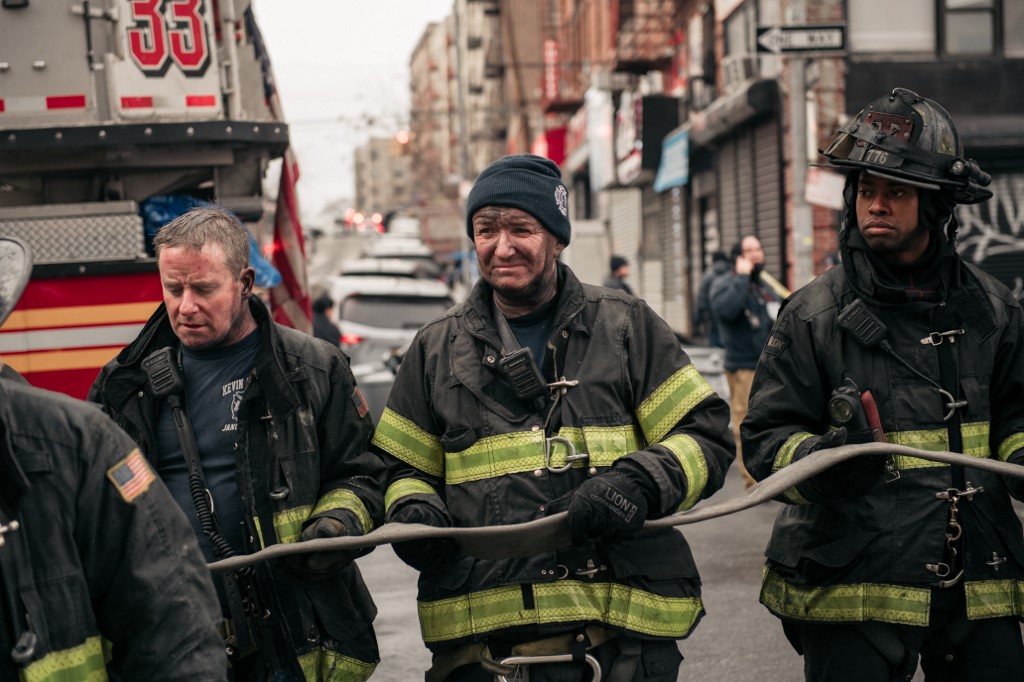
[465,154,571,245]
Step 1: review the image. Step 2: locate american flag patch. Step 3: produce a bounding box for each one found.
[351,387,370,418]
[106,449,156,503]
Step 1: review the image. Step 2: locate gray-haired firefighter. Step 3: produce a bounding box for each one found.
[89,208,383,681]
[0,236,227,680]
[371,154,735,681]
[742,87,1024,680]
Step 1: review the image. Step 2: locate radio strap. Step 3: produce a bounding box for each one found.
[163,386,256,658]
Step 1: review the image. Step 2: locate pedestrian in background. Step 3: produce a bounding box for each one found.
[89,207,383,681]
[743,87,1024,680]
[371,154,734,681]
[311,292,341,346]
[693,249,730,347]
[710,235,786,489]
[0,236,226,681]
[602,254,634,295]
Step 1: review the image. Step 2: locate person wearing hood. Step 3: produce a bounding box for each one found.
[742,88,1024,680]
[693,250,730,347]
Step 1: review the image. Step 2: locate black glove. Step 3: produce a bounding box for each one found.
[548,459,657,545]
[283,516,357,580]
[794,427,881,501]
[388,502,460,573]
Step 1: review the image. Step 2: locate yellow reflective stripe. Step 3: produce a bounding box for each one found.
[297,649,377,682]
[660,434,707,511]
[372,408,444,478]
[559,426,645,468]
[385,478,437,514]
[774,432,813,505]
[253,517,265,549]
[446,431,547,485]
[961,422,990,458]
[312,489,374,534]
[888,422,990,470]
[637,365,715,444]
[445,426,644,485]
[274,505,312,544]
[21,636,108,682]
[965,579,1024,619]
[997,432,1024,463]
[760,568,931,626]
[418,581,703,643]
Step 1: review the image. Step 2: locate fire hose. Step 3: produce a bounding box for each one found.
[208,443,1024,573]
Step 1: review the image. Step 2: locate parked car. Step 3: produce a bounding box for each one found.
[339,257,437,280]
[322,275,454,365]
[362,237,443,279]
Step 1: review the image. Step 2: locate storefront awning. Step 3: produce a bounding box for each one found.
[682,79,777,150]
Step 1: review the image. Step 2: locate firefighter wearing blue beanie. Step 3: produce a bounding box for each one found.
[465,154,571,245]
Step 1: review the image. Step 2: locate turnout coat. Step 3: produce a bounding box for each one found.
[89,299,383,680]
[743,234,1024,627]
[372,263,735,651]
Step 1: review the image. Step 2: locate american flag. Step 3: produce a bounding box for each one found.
[245,8,312,333]
[107,449,155,503]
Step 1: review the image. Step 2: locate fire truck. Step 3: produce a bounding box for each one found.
[0,0,308,399]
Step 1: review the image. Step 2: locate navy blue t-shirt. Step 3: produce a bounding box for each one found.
[155,331,260,574]
[505,295,558,369]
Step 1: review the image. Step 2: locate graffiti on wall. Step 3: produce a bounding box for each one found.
[956,172,1024,300]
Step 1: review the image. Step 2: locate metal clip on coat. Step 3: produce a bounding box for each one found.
[545,436,589,473]
[496,653,602,682]
[920,329,965,346]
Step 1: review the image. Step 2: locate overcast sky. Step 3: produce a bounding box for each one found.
[251,1,453,224]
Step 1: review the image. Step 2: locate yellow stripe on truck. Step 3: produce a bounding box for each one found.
[3,347,124,373]
[2,302,157,330]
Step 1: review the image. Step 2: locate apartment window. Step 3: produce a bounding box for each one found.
[1007,0,1024,56]
[849,0,935,52]
[943,0,994,55]
[723,2,755,57]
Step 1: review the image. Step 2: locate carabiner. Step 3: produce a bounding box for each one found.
[545,436,589,473]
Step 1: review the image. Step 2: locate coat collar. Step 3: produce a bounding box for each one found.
[111,300,300,418]
[462,261,587,340]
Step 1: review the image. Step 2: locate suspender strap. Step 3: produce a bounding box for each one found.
[0,511,39,666]
[167,398,257,658]
[605,637,642,682]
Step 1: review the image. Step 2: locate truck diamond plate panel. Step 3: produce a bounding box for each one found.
[0,202,145,264]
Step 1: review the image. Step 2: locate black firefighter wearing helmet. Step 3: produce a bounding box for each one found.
[742,87,1024,680]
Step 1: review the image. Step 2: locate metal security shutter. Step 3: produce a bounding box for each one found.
[640,186,664,315]
[718,137,740,254]
[737,126,756,240]
[608,186,642,284]
[753,117,784,284]
[659,186,687,333]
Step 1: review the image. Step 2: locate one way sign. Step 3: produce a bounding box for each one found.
[756,25,846,54]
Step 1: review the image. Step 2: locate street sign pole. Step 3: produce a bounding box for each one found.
[756,23,846,288]
[790,56,814,289]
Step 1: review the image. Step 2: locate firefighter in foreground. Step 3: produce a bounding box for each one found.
[742,88,1024,680]
[89,208,383,681]
[0,236,226,680]
[371,154,735,681]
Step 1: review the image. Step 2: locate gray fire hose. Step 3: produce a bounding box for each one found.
[208,443,1024,573]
